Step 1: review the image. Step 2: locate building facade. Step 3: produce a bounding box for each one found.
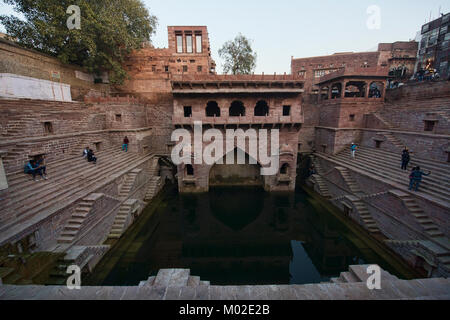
[415,12,450,78]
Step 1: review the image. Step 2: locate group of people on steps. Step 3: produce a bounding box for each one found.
[24,137,130,182]
[350,143,431,192]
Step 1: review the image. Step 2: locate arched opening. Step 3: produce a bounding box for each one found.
[345,81,366,98]
[209,148,262,187]
[280,163,289,175]
[206,101,220,117]
[229,101,245,117]
[186,164,194,176]
[254,100,269,116]
[331,83,342,99]
[368,82,383,98]
[320,86,329,100]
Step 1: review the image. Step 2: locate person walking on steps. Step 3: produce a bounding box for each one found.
[350,143,358,159]
[401,148,411,171]
[409,166,431,192]
[122,136,129,152]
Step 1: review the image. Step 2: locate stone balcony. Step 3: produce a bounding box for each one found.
[171,74,305,94]
[173,113,304,128]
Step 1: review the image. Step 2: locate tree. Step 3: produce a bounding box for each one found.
[218,33,256,75]
[0,0,157,84]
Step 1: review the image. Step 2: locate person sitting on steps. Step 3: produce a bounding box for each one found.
[87,148,97,164]
[24,159,44,181]
[35,155,48,180]
[83,146,89,159]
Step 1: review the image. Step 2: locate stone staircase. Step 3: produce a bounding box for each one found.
[335,167,364,195]
[369,113,396,129]
[322,146,450,205]
[347,196,381,234]
[57,194,100,244]
[118,169,141,199]
[1,115,42,138]
[382,132,405,149]
[139,269,210,288]
[0,99,88,138]
[0,147,153,245]
[144,177,162,202]
[107,200,136,240]
[47,246,110,285]
[311,175,331,198]
[385,240,450,276]
[329,264,398,284]
[149,157,160,176]
[394,191,445,239]
[308,158,331,198]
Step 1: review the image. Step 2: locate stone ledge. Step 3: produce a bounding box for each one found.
[1,278,448,300]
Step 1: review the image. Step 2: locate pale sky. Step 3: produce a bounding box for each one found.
[1,0,449,73]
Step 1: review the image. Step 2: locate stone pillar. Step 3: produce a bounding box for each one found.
[342,81,347,98]
[0,151,8,191]
[365,82,370,98]
[381,81,387,99]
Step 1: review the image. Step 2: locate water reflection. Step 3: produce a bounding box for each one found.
[87,185,406,286]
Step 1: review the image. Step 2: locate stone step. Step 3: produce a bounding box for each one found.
[61,230,78,237]
[358,146,450,175]
[339,271,360,283]
[335,152,450,189]
[6,149,125,196]
[330,277,344,284]
[331,154,449,203]
[187,276,201,287]
[6,145,120,184]
[65,224,81,231]
[0,154,147,234]
[345,146,450,179]
[153,269,191,287]
[57,236,74,244]
[68,218,84,224]
[426,230,445,237]
[7,153,142,217]
[350,265,392,283]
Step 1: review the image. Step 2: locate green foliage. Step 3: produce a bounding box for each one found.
[0,0,157,84]
[218,33,256,75]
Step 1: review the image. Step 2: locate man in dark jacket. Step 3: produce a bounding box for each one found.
[409,166,431,192]
[401,148,410,171]
[87,148,97,164]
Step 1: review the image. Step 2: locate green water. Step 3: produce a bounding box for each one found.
[85,184,415,286]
